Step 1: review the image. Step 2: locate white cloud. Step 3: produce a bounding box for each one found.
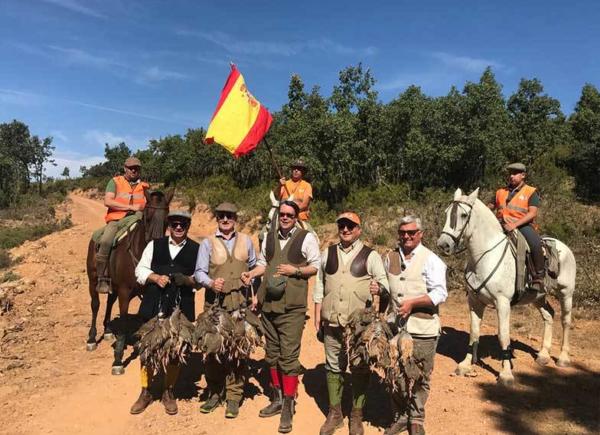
[50,130,69,143]
[83,130,148,149]
[136,66,189,84]
[46,152,104,178]
[47,45,121,69]
[41,0,106,19]
[0,88,44,106]
[431,52,503,72]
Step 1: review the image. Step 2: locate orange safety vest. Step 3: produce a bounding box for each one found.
[105,176,149,223]
[280,179,312,221]
[495,184,538,228]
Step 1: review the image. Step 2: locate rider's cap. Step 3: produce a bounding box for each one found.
[291,159,307,170]
[336,211,361,226]
[167,210,192,220]
[214,202,238,214]
[506,162,526,173]
[124,156,141,167]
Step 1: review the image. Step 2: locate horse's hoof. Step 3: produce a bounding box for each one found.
[103,333,115,341]
[86,342,97,351]
[556,358,571,368]
[111,365,125,375]
[498,374,515,387]
[535,355,550,366]
[455,364,472,376]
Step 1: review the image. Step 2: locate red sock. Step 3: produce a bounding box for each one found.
[282,374,298,398]
[270,368,281,388]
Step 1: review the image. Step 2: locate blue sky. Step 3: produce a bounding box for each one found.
[1,0,599,177]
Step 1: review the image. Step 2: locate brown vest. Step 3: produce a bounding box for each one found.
[206,233,250,311]
[321,242,373,327]
[258,229,309,313]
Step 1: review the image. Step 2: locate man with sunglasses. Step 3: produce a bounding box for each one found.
[132,210,199,416]
[383,215,447,435]
[193,202,257,419]
[241,200,320,434]
[313,212,388,435]
[96,156,149,294]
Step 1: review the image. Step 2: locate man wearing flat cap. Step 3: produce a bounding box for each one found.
[241,200,320,433]
[193,202,257,419]
[489,162,545,292]
[314,211,389,435]
[278,159,313,223]
[96,156,149,294]
[131,210,199,415]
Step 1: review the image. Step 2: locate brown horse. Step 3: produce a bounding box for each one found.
[86,189,173,375]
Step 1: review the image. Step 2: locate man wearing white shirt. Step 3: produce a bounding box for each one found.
[131,210,199,416]
[383,215,447,435]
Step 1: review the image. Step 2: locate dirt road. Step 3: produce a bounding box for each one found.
[0,193,598,434]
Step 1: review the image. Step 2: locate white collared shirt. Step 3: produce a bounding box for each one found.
[135,236,188,285]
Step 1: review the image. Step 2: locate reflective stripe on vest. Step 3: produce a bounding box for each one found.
[105,176,149,223]
[495,184,537,225]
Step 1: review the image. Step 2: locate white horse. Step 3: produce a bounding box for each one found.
[436,188,576,386]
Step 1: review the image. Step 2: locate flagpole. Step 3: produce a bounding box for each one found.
[263,137,290,198]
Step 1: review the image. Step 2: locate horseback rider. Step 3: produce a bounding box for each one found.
[131,210,199,415]
[278,159,313,223]
[314,211,389,435]
[96,156,149,294]
[193,202,257,419]
[489,162,545,292]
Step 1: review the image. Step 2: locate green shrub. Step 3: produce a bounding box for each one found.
[0,271,19,283]
[0,249,11,269]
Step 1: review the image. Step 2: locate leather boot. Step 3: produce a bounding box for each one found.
[161,387,177,415]
[319,404,344,435]
[349,408,364,435]
[259,387,283,418]
[530,271,545,293]
[95,255,111,294]
[130,388,153,414]
[278,396,295,433]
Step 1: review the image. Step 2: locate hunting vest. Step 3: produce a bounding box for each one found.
[386,246,440,338]
[258,228,309,313]
[105,175,149,223]
[206,232,250,312]
[495,184,538,229]
[321,241,374,327]
[150,236,199,297]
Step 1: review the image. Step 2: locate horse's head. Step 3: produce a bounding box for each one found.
[143,188,174,242]
[437,187,480,256]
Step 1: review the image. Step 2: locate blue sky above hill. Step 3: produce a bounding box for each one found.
[1,0,599,177]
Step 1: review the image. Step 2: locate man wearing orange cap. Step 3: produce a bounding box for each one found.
[314,211,389,435]
[96,156,149,294]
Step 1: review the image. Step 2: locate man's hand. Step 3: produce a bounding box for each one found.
[314,309,321,332]
[369,280,381,296]
[276,264,297,277]
[130,203,143,212]
[241,271,253,287]
[250,295,258,312]
[153,274,170,288]
[172,273,192,287]
[211,277,225,292]
[502,222,517,232]
[397,300,413,319]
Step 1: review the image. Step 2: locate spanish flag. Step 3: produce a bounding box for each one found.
[205,64,273,157]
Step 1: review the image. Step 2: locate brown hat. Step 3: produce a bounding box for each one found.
[167,210,192,220]
[124,156,141,167]
[336,211,361,226]
[214,202,238,214]
[291,159,307,170]
[506,162,526,173]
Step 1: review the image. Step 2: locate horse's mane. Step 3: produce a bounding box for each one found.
[461,195,504,235]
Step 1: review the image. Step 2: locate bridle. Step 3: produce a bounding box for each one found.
[441,200,474,254]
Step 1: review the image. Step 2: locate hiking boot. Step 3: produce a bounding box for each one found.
[383,414,409,435]
[278,396,295,433]
[130,388,153,414]
[319,404,343,435]
[225,400,240,419]
[530,277,545,293]
[199,393,221,414]
[259,387,282,418]
[349,408,364,435]
[409,423,426,435]
[161,387,178,415]
[96,277,111,294]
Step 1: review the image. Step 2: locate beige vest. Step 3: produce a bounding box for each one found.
[386,246,440,337]
[207,233,249,311]
[321,242,373,327]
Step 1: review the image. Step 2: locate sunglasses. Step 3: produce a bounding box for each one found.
[169,221,189,229]
[125,166,140,171]
[216,212,236,221]
[279,212,297,219]
[337,222,358,231]
[399,229,420,236]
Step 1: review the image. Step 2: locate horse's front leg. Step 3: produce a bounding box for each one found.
[496,297,514,386]
[557,294,573,367]
[456,292,485,375]
[87,281,100,351]
[102,291,117,340]
[111,289,130,376]
[534,298,554,366]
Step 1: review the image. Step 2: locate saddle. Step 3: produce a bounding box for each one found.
[507,232,560,304]
[91,214,142,248]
